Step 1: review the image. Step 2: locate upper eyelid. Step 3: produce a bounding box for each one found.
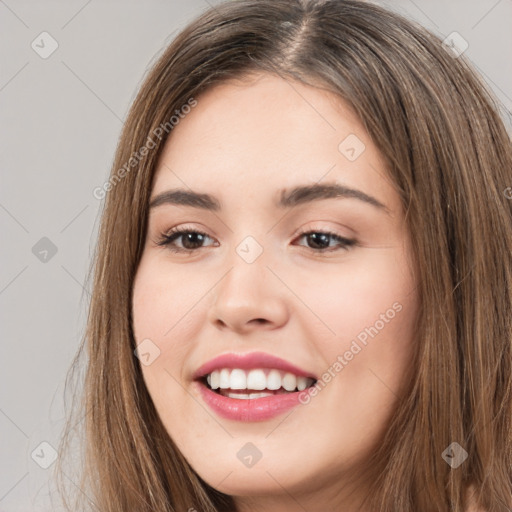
[161,225,352,239]
[158,227,356,250]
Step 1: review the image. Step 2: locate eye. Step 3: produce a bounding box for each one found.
[155,227,357,254]
[156,226,216,253]
[294,229,357,252]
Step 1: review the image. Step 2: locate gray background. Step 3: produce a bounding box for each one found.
[1,1,511,510]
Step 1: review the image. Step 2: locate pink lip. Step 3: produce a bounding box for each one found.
[195,381,314,422]
[193,351,316,380]
[192,351,317,422]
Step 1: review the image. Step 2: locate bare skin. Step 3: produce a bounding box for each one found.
[132,72,424,511]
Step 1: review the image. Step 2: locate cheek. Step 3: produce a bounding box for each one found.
[129,243,420,493]
[132,255,206,348]
[285,245,417,346]
[131,255,203,401]
[297,245,419,422]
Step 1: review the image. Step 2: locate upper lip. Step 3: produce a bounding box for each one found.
[193,351,317,380]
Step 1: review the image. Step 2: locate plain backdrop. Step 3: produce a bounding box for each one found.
[1,0,511,510]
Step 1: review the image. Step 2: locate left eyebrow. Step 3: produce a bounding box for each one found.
[277,182,388,213]
[149,182,389,214]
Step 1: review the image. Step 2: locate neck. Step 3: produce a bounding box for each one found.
[233,467,369,512]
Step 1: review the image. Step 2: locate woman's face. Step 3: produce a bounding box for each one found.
[132,73,419,510]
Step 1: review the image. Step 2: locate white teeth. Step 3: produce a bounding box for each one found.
[229,369,247,390]
[297,376,308,391]
[210,370,220,390]
[204,368,315,393]
[267,369,282,390]
[219,368,230,388]
[249,392,270,399]
[221,391,274,399]
[246,369,267,390]
[282,372,297,392]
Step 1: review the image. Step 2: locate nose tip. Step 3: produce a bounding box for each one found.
[208,264,289,334]
[226,318,268,328]
[213,311,279,334]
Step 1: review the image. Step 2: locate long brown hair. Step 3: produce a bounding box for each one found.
[55,1,512,510]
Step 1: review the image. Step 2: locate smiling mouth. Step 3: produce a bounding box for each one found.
[199,368,317,399]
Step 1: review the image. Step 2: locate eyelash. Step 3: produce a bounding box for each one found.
[155,226,357,254]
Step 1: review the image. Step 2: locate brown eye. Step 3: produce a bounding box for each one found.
[156,228,357,254]
[157,228,215,252]
[294,230,356,252]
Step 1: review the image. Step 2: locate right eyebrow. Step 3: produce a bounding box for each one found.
[149,189,220,211]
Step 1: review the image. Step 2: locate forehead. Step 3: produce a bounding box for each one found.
[151,73,397,212]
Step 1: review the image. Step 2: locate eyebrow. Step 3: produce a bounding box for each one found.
[149,182,388,213]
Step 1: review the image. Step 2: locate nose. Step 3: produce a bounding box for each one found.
[207,253,289,334]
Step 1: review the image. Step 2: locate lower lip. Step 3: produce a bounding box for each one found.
[196,381,310,422]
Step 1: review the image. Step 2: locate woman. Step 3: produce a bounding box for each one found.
[56,1,512,510]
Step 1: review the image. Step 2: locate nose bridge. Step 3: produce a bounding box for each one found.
[219,232,272,301]
[207,230,289,331]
